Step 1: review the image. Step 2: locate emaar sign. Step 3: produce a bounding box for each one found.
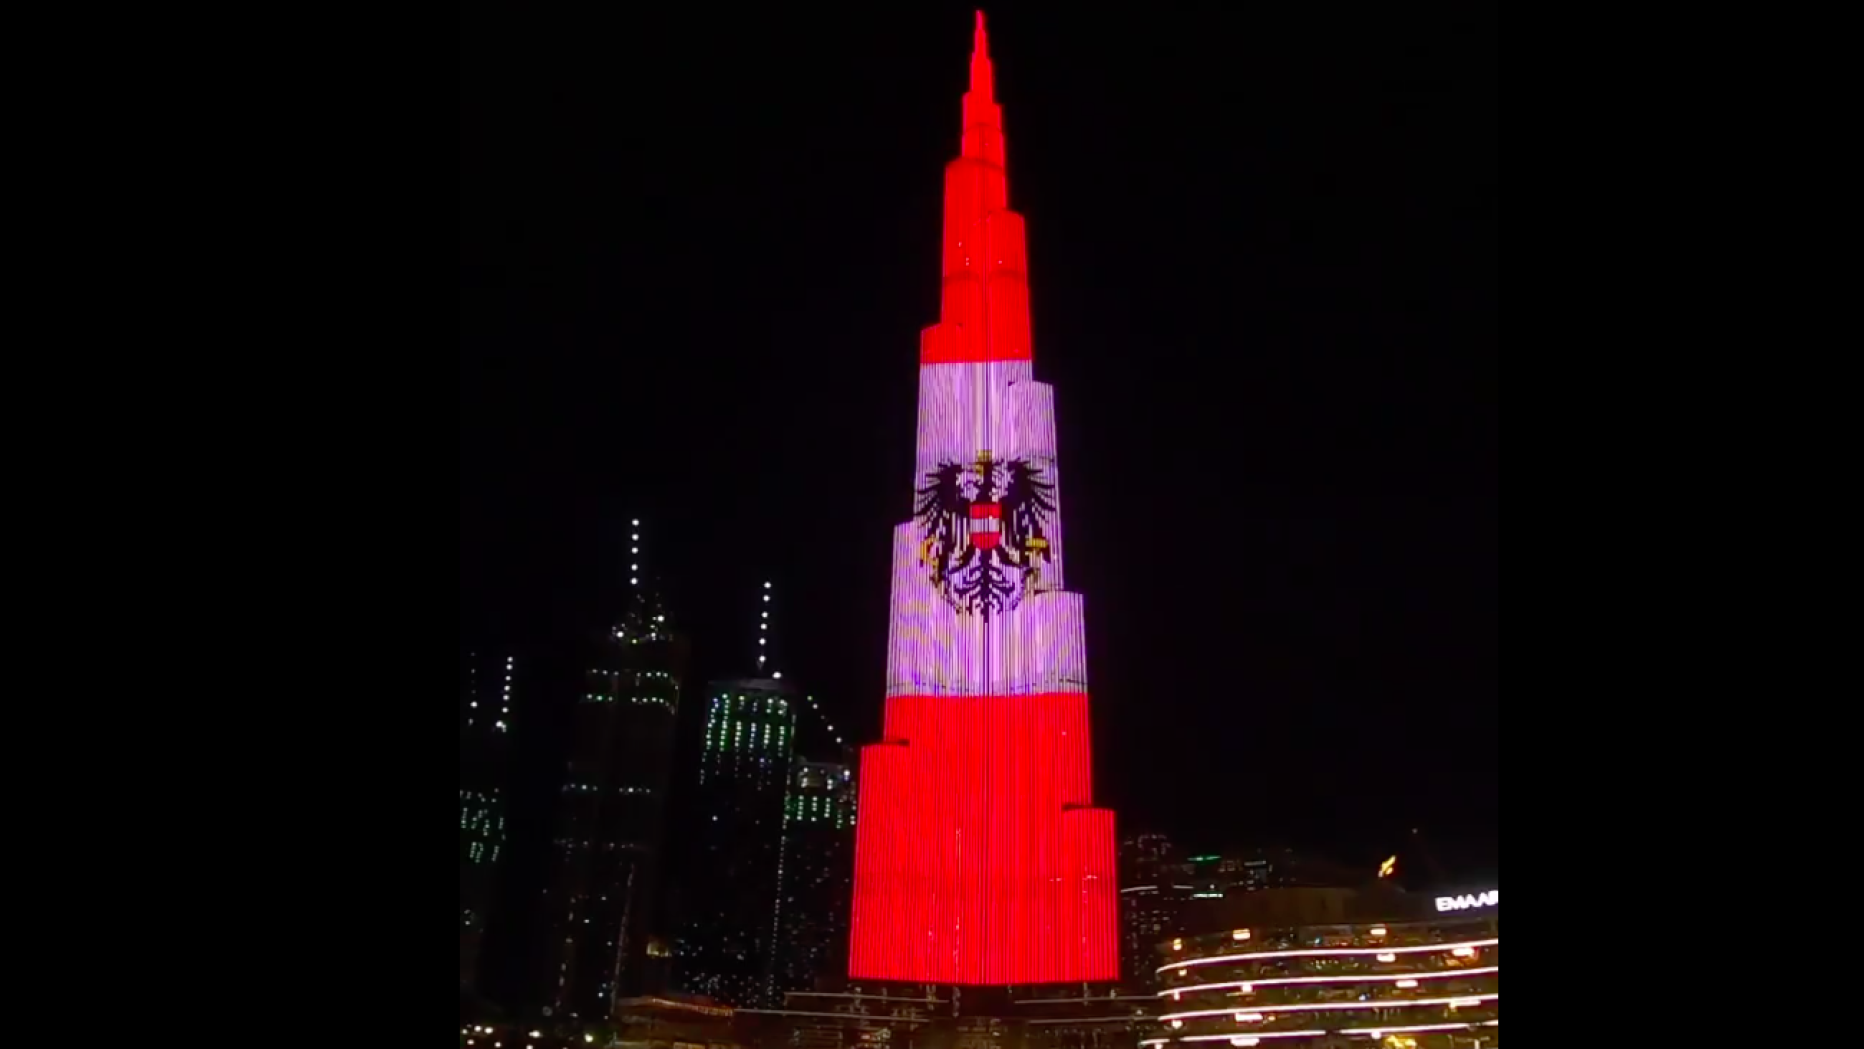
[1435,889,1498,912]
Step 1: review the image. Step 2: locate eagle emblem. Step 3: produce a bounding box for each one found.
[914,450,1057,618]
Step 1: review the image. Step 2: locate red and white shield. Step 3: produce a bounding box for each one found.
[968,502,1002,549]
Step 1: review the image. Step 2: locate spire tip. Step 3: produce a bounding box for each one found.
[969,10,993,99]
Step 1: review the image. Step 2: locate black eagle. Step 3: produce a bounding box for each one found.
[914,455,1056,617]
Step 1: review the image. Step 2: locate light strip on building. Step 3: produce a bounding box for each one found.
[1158,938,1499,973]
[1176,1032,1328,1042]
[1014,996,1159,1004]
[1159,994,1498,1023]
[732,1010,930,1024]
[1337,1023,1486,1036]
[1152,1020,1499,1047]
[1166,966,1498,997]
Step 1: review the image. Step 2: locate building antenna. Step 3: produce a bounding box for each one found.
[758,579,775,676]
[617,519,667,642]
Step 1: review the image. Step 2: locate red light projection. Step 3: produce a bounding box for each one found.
[918,12,1029,368]
[848,11,1119,986]
[851,695,1117,983]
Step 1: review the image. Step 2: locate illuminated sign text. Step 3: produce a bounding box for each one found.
[1435,889,1498,912]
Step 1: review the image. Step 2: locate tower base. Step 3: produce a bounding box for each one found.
[848,693,1119,984]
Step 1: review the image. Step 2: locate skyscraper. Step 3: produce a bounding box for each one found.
[847,12,1119,985]
[1120,833,1191,991]
[773,758,857,997]
[540,520,688,1019]
[673,676,797,1005]
[461,649,520,991]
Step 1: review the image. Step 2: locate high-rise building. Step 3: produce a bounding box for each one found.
[461,649,520,991]
[674,676,798,1006]
[847,11,1119,985]
[772,758,857,998]
[540,519,689,1020]
[1120,833,1192,991]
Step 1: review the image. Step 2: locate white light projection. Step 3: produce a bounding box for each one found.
[884,360,1086,698]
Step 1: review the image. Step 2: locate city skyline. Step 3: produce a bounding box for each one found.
[462,1,1498,918]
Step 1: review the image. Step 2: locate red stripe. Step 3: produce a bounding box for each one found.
[848,693,1119,984]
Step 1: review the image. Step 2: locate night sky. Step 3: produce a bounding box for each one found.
[462,5,1496,882]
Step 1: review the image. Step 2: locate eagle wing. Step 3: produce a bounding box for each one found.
[1001,459,1056,559]
[914,462,967,576]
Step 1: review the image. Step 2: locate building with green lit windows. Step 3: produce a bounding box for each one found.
[540,593,689,1021]
[772,758,857,999]
[672,678,799,1006]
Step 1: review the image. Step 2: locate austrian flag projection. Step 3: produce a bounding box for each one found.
[847,12,1119,985]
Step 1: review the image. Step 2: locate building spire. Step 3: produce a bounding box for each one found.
[970,11,993,104]
[614,518,671,642]
[921,9,1025,366]
[757,580,776,677]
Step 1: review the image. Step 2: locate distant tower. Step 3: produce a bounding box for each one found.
[674,673,798,1005]
[666,581,806,1005]
[1118,833,1188,991]
[460,649,520,991]
[848,11,1119,985]
[540,519,688,1018]
[773,759,858,997]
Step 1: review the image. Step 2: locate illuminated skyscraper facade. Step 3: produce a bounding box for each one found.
[847,12,1119,985]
